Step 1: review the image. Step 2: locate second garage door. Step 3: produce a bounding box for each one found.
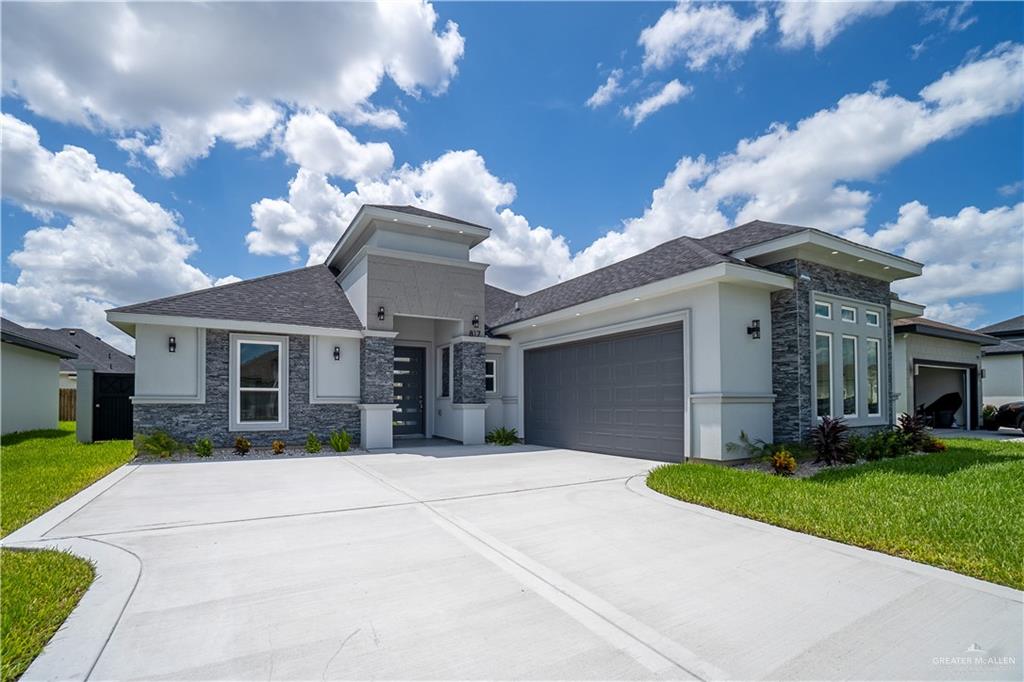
[524,323,685,462]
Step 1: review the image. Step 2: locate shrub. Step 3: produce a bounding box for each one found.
[850,429,909,461]
[305,432,322,453]
[329,430,352,453]
[809,416,852,465]
[193,437,213,457]
[922,437,947,453]
[897,413,930,451]
[485,427,520,446]
[271,439,286,455]
[234,437,251,455]
[726,431,776,459]
[134,431,184,458]
[769,450,797,476]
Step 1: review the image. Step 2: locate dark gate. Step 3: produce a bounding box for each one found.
[93,373,134,440]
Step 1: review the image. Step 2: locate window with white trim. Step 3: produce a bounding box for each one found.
[841,306,857,323]
[232,336,286,429]
[814,302,832,319]
[815,332,832,417]
[484,359,497,394]
[866,338,881,416]
[865,310,880,327]
[842,335,858,417]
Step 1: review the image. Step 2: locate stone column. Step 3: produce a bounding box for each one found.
[451,341,487,444]
[359,336,395,449]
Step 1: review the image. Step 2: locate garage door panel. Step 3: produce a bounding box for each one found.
[524,323,685,462]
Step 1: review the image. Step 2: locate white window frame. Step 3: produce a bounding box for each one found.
[484,358,498,394]
[840,306,857,323]
[814,302,832,319]
[230,333,288,431]
[865,310,880,327]
[815,331,833,419]
[841,335,858,418]
[866,337,881,416]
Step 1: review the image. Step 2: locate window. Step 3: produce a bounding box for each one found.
[815,332,832,417]
[484,359,497,393]
[814,302,832,319]
[234,338,284,427]
[865,310,880,327]
[440,346,450,397]
[866,338,881,416]
[841,306,857,323]
[842,336,857,417]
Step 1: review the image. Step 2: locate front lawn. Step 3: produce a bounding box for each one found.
[647,438,1024,589]
[1,422,133,681]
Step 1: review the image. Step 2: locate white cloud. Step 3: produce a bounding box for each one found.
[2,1,464,175]
[622,80,693,126]
[0,114,229,352]
[246,151,572,292]
[845,201,1024,325]
[281,111,394,180]
[586,69,625,108]
[923,2,977,33]
[639,2,768,70]
[998,180,1024,198]
[776,1,895,50]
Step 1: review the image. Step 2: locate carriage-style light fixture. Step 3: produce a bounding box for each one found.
[333,346,341,361]
[472,314,480,328]
[168,336,177,353]
[746,320,761,340]
[377,305,386,321]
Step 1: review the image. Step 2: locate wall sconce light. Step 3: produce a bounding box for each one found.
[472,314,480,328]
[746,320,761,340]
[377,305,385,321]
[168,336,177,353]
[333,346,341,361]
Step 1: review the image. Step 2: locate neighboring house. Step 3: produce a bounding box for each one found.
[1,317,77,435]
[35,328,135,390]
[107,205,924,461]
[892,317,999,429]
[977,315,1024,406]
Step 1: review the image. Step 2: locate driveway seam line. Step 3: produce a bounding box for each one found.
[80,536,145,681]
[40,465,143,539]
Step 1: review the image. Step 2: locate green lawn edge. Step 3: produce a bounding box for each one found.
[647,438,1024,589]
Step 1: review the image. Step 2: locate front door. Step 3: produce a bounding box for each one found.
[393,347,426,437]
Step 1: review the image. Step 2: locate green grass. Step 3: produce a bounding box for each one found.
[1,422,132,680]
[647,438,1024,589]
[0,549,95,682]
[1,422,133,538]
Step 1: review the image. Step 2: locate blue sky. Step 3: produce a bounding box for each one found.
[2,1,1022,350]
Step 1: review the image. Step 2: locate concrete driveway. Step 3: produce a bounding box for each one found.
[8,444,1022,681]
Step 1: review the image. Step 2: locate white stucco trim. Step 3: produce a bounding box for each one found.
[891,299,926,319]
[484,338,512,347]
[131,327,207,404]
[732,230,922,279]
[229,333,289,432]
[518,310,689,350]
[450,335,487,344]
[335,244,489,283]
[691,392,776,404]
[495,263,790,334]
[108,312,365,339]
[308,336,360,405]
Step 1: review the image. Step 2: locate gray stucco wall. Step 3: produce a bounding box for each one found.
[360,336,394,404]
[452,342,486,404]
[766,260,893,442]
[366,254,485,332]
[134,330,360,447]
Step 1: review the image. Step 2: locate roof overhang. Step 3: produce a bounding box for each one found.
[106,311,370,339]
[325,205,490,271]
[0,331,77,359]
[893,322,1000,346]
[492,262,792,333]
[731,230,922,282]
[891,299,926,320]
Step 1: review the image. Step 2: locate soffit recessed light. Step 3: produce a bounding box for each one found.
[633,297,641,301]
[883,266,891,270]
[857,258,865,262]
[531,324,537,327]
[830,250,839,255]
[392,218,398,221]
[458,230,464,234]
[575,313,581,316]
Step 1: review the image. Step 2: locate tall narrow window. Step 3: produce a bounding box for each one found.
[440,346,450,398]
[816,332,832,417]
[842,336,857,417]
[866,338,880,416]
[238,341,281,423]
[484,359,497,393]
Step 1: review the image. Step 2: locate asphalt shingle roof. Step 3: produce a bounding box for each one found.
[484,284,521,331]
[110,265,363,330]
[697,220,805,254]
[37,328,135,373]
[982,339,1024,356]
[488,236,742,328]
[892,317,999,345]
[977,315,1024,336]
[1,318,77,359]
[365,205,491,231]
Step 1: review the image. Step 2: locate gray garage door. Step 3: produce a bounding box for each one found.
[524,323,685,462]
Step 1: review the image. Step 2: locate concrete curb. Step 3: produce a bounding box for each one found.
[627,474,1024,603]
[7,538,141,682]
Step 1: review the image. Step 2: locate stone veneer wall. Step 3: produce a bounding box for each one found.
[134,330,360,447]
[766,260,893,442]
[452,342,486,404]
[360,337,394,404]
